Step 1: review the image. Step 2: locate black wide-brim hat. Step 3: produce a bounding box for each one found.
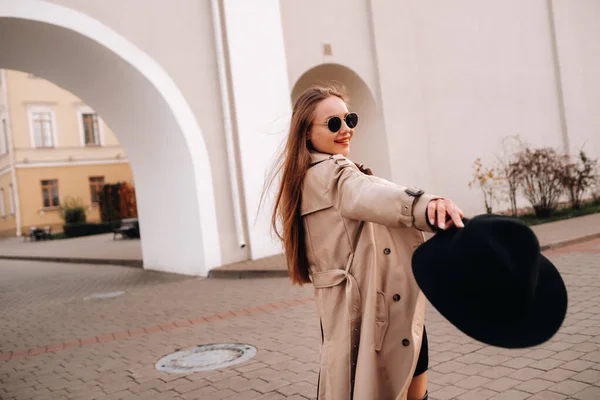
[412,214,568,349]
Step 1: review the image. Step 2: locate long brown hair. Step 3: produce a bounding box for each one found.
[263,83,347,285]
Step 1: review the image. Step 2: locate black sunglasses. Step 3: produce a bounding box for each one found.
[318,112,359,133]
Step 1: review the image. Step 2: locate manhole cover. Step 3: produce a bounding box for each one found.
[155,344,257,373]
[83,291,125,300]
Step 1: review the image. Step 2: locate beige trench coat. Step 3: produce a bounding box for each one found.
[301,151,439,400]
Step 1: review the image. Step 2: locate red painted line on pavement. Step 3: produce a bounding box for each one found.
[0,296,314,361]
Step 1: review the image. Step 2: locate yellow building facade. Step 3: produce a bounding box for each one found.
[0,69,133,237]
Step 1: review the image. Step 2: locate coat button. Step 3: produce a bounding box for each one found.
[393,294,401,302]
[384,248,391,255]
[402,339,410,346]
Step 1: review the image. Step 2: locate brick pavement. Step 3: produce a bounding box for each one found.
[0,239,600,399]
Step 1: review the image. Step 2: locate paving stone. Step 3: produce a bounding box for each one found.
[548,379,590,395]
[455,375,492,390]
[527,391,569,400]
[488,389,531,400]
[573,386,600,400]
[276,381,315,398]
[430,385,468,400]
[571,369,600,384]
[513,378,555,394]
[538,368,579,382]
[507,367,545,381]
[581,351,600,363]
[458,363,490,376]
[528,358,566,371]
[551,350,586,361]
[561,360,596,372]
[483,377,521,392]
[502,357,537,369]
[456,388,497,400]
[479,366,516,379]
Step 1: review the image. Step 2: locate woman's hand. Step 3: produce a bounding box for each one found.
[427,199,465,230]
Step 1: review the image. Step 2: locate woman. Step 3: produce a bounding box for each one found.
[267,84,464,400]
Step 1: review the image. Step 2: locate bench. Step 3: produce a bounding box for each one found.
[113,218,140,240]
[25,226,52,242]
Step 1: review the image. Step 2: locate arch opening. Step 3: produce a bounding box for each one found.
[0,1,221,275]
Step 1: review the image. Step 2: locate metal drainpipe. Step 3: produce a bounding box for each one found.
[546,0,570,156]
[1,69,22,237]
[210,0,247,249]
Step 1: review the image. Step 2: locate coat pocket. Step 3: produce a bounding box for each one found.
[374,291,389,352]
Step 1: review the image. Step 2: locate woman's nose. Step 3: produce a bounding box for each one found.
[339,121,351,134]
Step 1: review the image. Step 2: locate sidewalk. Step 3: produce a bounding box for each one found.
[0,233,142,267]
[1,213,599,278]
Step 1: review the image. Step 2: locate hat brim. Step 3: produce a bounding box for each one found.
[412,231,568,349]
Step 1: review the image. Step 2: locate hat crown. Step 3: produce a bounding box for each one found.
[453,215,541,317]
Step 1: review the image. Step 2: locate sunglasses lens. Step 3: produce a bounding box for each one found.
[327,117,342,132]
[346,113,358,129]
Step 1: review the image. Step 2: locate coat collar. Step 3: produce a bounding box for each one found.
[309,150,334,165]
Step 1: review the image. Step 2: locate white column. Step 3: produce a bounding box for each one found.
[222,0,291,260]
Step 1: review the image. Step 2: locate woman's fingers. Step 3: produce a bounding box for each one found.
[428,199,465,230]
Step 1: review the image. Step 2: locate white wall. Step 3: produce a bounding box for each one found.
[552,0,600,162]
[280,0,381,105]
[222,0,291,260]
[370,0,569,216]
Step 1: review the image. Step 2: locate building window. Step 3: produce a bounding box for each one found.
[0,188,5,217]
[8,184,14,215]
[41,179,59,208]
[82,113,100,146]
[29,108,56,148]
[89,176,104,204]
[0,119,8,155]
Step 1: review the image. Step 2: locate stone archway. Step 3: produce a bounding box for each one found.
[0,1,221,275]
[292,63,391,179]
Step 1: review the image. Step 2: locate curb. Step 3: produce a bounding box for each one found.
[1,231,598,279]
[540,232,600,252]
[208,269,289,279]
[0,255,143,268]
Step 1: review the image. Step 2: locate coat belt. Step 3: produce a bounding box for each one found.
[311,254,362,321]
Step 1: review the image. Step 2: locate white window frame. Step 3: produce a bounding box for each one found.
[27,105,58,148]
[77,106,105,147]
[0,188,5,217]
[0,118,7,155]
[8,183,15,215]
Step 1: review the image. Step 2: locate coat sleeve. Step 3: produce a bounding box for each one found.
[325,155,441,232]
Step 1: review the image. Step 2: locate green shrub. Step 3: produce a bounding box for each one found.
[63,222,120,238]
[59,197,87,224]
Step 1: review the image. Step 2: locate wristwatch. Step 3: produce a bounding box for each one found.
[403,187,424,223]
[405,187,424,197]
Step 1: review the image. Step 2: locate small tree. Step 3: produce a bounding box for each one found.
[469,158,502,214]
[495,135,525,216]
[592,172,599,205]
[513,147,564,218]
[559,150,598,209]
[98,182,138,222]
[59,196,87,224]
